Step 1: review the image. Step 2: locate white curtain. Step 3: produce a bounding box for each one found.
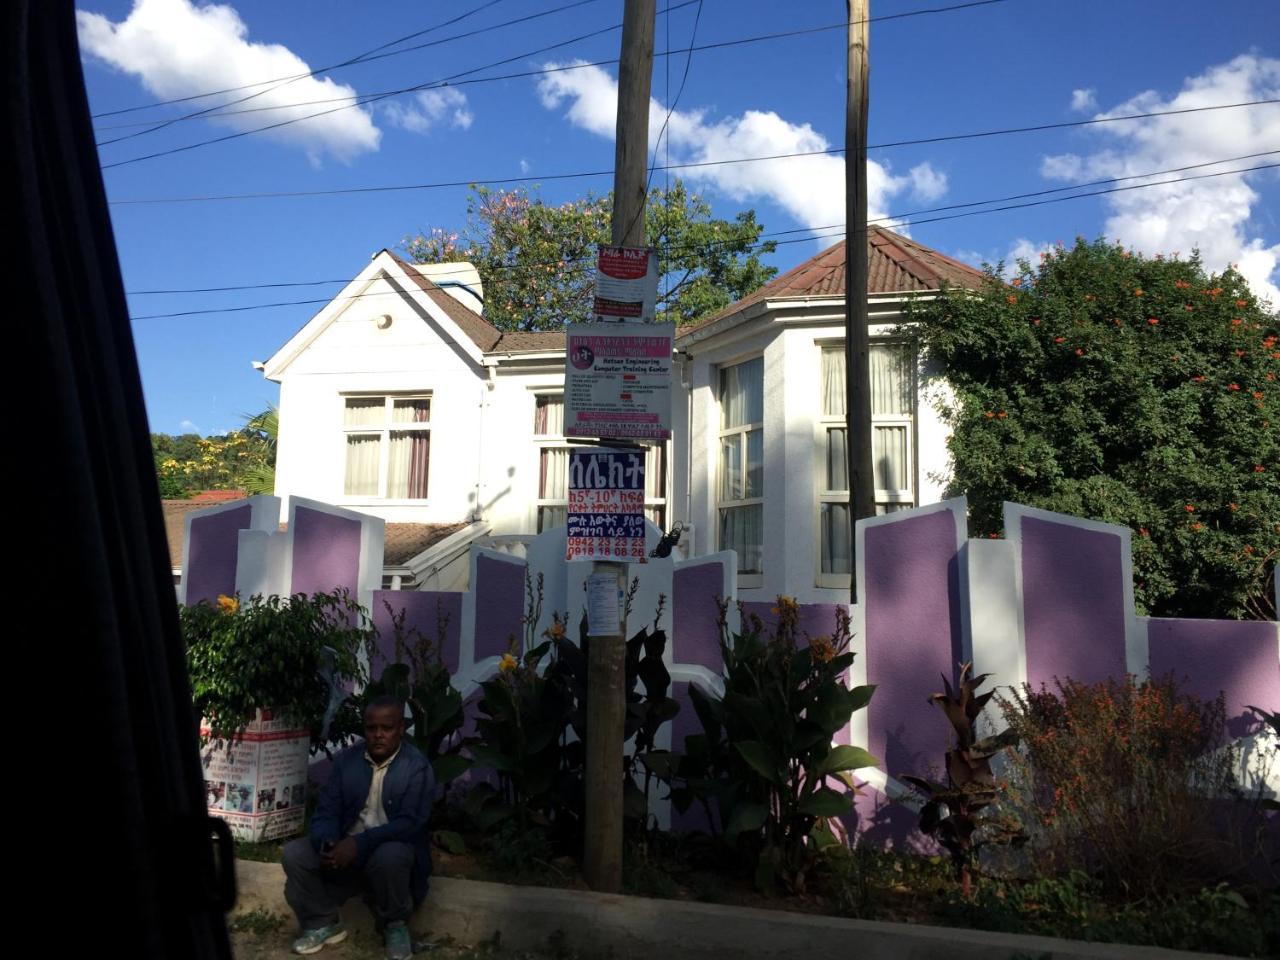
[719,437,742,501]
[539,447,569,499]
[823,345,913,416]
[534,395,565,435]
[392,397,430,424]
[720,357,764,428]
[344,435,380,496]
[387,432,429,498]
[345,397,384,427]
[644,443,666,498]
[826,427,848,491]
[538,505,568,532]
[873,424,908,493]
[720,504,763,574]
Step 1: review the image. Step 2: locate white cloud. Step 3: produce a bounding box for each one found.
[383,88,473,134]
[952,237,1054,278]
[536,61,947,234]
[1042,55,1280,305]
[908,162,948,202]
[519,158,530,174]
[1070,88,1098,113]
[179,418,200,433]
[78,0,380,164]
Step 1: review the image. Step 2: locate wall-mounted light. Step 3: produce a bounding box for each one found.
[375,314,393,329]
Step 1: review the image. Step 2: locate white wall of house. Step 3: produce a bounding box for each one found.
[273,273,489,525]
[672,295,952,605]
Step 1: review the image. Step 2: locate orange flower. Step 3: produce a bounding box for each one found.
[1236,349,1246,357]
[1192,375,1206,383]
[1147,317,1159,325]
[1185,504,1196,512]
[1231,318,1243,326]
[1255,465,1266,473]
[1229,503,1239,511]
[984,411,995,419]
[1134,288,1143,296]
[1054,336,1066,343]
[1011,278,1022,287]
[1235,298,1247,307]
[1190,522,1203,531]
[1254,391,1265,399]
[1006,294,1018,305]
[1075,348,1084,356]
[1171,355,1180,362]
[997,411,1008,419]
[1243,545,1255,555]
[1031,317,1041,325]
[1229,383,1240,391]
[216,594,239,616]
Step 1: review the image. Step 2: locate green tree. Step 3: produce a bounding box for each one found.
[907,238,1278,620]
[404,180,776,331]
[151,410,276,498]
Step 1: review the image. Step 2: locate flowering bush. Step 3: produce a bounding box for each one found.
[999,674,1269,895]
[907,238,1279,619]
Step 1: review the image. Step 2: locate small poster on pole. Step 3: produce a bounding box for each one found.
[566,447,647,563]
[592,245,658,322]
[564,322,673,441]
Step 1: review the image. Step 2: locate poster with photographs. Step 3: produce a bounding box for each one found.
[200,708,310,842]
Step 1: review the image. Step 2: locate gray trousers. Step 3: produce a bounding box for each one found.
[282,838,415,929]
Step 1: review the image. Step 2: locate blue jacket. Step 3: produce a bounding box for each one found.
[309,739,435,905]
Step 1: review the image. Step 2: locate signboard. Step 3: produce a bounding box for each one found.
[564,322,674,440]
[586,572,623,636]
[566,446,647,563]
[201,709,309,842]
[593,245,658,322]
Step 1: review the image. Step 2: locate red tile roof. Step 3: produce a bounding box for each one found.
[678,226,986,337]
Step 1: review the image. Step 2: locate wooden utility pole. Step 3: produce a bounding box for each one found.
[844,0,874,603]
[583,0,654,893]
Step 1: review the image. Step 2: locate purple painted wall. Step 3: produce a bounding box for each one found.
[1148,618,1280,738]
[1021,517,1127,686]
[862,509,965,841]
[290,506,362,598]
[185,504,253,605]
[473,555,524,661]
[371,590,463,677]
[672,562,727,671]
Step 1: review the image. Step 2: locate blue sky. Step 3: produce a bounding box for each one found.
[78,0,1279,436]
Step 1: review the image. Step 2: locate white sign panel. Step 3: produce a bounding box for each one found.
[593,245,658,322]
[200,709,309,842]
[566,447,647,563]
[564,322,674,441]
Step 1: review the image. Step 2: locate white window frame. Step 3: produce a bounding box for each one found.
[341,393,432,502]
[717,356,765,579]
[531,391,667,533]
[816,341,916,588]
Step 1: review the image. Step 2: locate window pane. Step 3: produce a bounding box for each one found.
[876,502,913,515]
[344,397,384,427]
[719,437,742,501]
[720,504,763,574]
[539,447,569,499]
[392,397,430,423]
[644,505,666,530]
[870,343,913,416]
[538,505,568,532]
[344,434,380,495]
[826,427,848,492]
[873,425,909,492]
[719,357,763,429]
[745,429,764,498]
[821,348,845,417]
[644,443,666,499]
[387,431,429,498]
[821,502,851,575]
[534,395,564,435]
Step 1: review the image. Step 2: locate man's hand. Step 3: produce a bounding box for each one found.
[320,837,359,870]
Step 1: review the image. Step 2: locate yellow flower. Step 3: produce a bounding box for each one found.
[216,594,239,615]
[545,620,567,640]
[499,653,518,673]
[809,635,836,663]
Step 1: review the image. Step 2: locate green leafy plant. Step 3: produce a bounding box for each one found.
[901,662,1025,897]
[182,590,368,749]
[661,597,877,893]
[906,238,1279,619]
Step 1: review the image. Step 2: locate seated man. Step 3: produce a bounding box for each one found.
[282,696,435,958]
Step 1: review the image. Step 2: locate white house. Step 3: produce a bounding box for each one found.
[256,229,983,597]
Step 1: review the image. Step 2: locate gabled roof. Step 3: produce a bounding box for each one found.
[385,251,503,352]
[678,226,986,338]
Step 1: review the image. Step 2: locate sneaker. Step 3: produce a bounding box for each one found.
[384,921,412,960]
[292,923,348,955]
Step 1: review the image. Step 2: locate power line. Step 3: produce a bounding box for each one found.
[108,98,1280,204]
[98,0,700,170]
[97,0,1010,169]
[91,0,531,118]
[95,1,601,146]
[127,158,1280,317]
[94,0,1006,126]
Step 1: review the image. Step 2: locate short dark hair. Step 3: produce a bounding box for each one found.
[364,695,405,718]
